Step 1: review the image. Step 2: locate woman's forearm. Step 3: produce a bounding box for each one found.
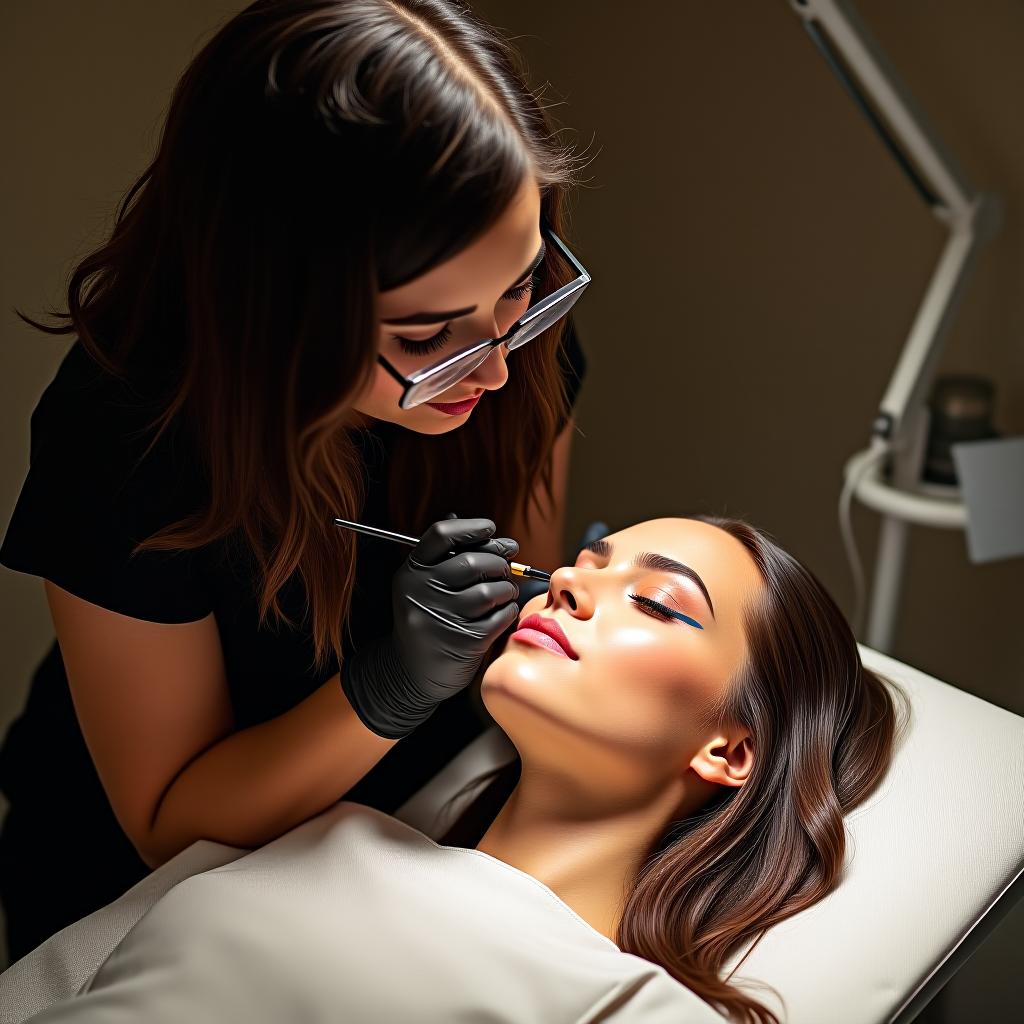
[142,674,396,866]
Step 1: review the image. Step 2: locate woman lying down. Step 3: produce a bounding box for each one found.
[0,516,905,1024]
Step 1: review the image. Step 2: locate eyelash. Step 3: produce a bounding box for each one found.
[396,324,452,355]
[628,593,703,630]
[393,271,542,354]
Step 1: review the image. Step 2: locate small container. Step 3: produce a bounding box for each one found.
[923,375,999,486]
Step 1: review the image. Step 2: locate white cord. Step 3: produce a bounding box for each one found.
[838,441,892,638]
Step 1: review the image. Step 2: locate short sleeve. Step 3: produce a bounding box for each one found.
[0,346,213,624]
[559,313,587,417]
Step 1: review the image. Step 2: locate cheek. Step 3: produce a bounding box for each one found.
[584,624,722,751]
[482,646,547,694]
[351,365,401,419]
[498,294,530,333]
[483,616,727,766]
[351,366,459,434]
[597,624,685,701]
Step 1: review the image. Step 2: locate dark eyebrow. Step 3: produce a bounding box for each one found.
[380,240,546,326]
[583,539,715,619]
[634,553,715,619]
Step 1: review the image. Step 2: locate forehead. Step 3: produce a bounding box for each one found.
[602,518,763,623]
[377,177,541,309]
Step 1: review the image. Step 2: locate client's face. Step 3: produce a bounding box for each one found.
[481,518,763,791]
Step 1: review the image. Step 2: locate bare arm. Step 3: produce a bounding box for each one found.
[46,581,396,868]
[505,420,575,570]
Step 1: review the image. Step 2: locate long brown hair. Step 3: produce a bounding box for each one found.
[440,516,909,1024]
[20,0,584,667]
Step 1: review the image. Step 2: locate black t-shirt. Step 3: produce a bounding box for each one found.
[0,322,585,959]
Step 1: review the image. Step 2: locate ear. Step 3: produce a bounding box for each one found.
[689,732,754,789]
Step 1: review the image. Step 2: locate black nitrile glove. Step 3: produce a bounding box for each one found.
[341,516,521,739]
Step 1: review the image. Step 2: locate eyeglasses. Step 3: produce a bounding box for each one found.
[377,224,590,409]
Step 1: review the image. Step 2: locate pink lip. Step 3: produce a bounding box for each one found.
[426,393,482,416]
[510,613,579,660]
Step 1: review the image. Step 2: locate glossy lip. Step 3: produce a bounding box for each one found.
[425,392,482,416]
[510,613,579,661]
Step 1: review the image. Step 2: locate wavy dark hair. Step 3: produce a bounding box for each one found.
[440,515,909,1024]
[20,0,584,667]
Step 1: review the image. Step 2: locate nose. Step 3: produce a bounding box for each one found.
[464,344,509,392]
[545,565,594,620]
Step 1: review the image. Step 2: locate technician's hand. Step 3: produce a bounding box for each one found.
[341,516,520,739]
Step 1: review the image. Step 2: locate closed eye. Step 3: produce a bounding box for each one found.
[393,324,453,354]
[391,269,542,353]
[628,593,703,630]
[500,268,541,303]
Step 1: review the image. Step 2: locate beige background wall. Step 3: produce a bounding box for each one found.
[1,0,1021,1016]
[472,0,1024,717]
[0,0,247,746]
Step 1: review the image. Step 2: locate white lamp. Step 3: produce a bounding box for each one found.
[787,0,1004,652]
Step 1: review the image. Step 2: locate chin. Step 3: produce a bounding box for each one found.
[481,650,557,724]
[479,679,539,753]
[378,407,473,435]
[410,413,472,435]
[350,397,475,434]
[481,666,595,772]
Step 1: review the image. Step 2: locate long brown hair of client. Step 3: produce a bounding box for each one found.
[440,516,910,1024]
[19,0,584,669]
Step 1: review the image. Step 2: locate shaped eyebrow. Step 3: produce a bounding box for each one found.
[583,539,716,619]
[381,240,547,326]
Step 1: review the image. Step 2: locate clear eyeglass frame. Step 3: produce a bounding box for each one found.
[377,224,591,409]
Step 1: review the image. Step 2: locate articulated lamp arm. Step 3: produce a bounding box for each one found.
[788,0,1001,448]
[787,0,1002,650]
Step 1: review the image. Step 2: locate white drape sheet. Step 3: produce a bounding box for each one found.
[0,802,723,1023]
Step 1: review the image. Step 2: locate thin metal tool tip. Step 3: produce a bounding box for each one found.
[511,562,551,582]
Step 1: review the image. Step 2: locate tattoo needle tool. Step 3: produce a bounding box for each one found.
[331,518,552,582]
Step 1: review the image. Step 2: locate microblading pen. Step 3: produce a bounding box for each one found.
[331,517,552,582]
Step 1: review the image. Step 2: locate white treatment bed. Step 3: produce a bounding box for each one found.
[2,647,1022,1023]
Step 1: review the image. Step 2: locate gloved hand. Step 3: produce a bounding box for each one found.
[341,516,521,739]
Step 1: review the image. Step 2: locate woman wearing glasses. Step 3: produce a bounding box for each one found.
[0,0,589,961]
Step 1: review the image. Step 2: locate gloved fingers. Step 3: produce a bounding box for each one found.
[429,550,512,589]
[469,536,519,559]
[413,517,497,565]
[473,599,522,641]
[402,596,490,640]
[436,579,519,619]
